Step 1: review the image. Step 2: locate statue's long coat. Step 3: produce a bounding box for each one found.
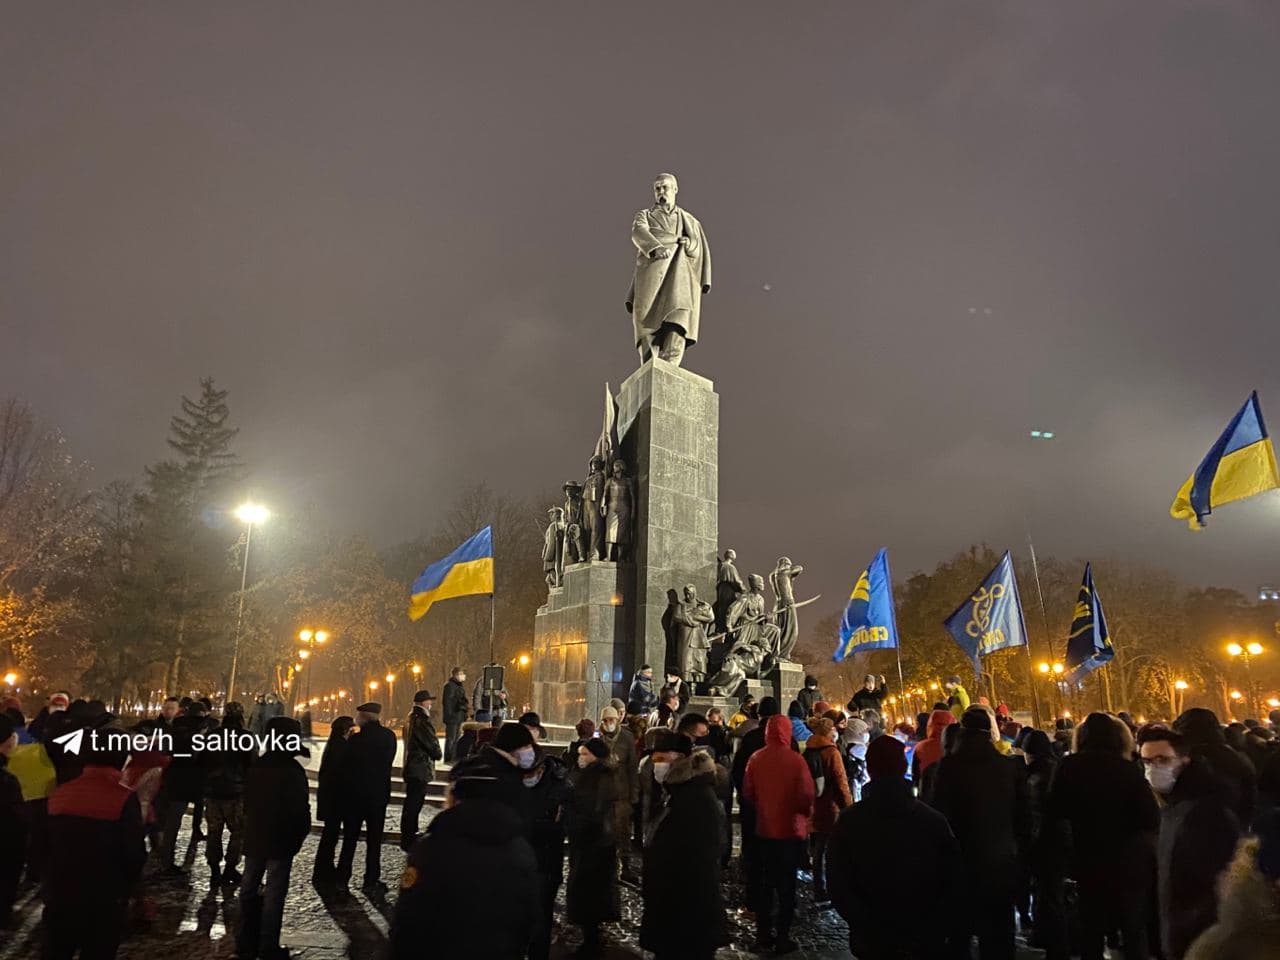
[626,205,712,347]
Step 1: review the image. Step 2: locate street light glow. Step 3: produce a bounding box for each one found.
[1230,690,1243,700]
[1227,642,1244,657]
[2,672,16,686]
[368,680,378,691]
[1052,663,1065,675]
[298,649,310,659]
[1248,642,1264,656]
[1269,697,1280,708]
[234,502,269,525]
[411,663,422,676]
[315,630,329,644]
[1174,679,1189,691]
[299,629,313,643]
[518,654,530,667]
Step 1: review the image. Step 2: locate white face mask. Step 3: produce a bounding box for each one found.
[850,742,868,760]
[515,746,537,769]
[602,721,618,733]
[652,761,673,783]
[522,772,542,788]
[1145,762,1180,795]
[577,754,592,770]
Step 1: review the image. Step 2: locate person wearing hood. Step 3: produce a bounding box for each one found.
[336,701,398,891]
[639,731,729,959]
[237,716,311,960]
[829,735,958,959]
[796,675,822,718]
[942,675,970,719]
[562,737,619,957]
[842,717,871,800]
[786,700,812,748]
[744,714,815,954]
[1138,723,1241,960]
[911,708,953,784]
[597,704,640,884]
[1184,811,1280,960]
[522,751,570,960]
[390,752,538,960]
[929,705,1030,959]
[731,696,785,922]
[1174,707,1257,826]
[627,664,658,716]
[313,716,354,885]
[1049,712,1158,960]
[452,709,491,762]
[804,716,852,902]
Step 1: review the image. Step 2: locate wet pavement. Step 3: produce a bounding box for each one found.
[0,812,1051,960]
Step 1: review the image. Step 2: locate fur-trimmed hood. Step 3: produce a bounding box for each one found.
[1184,837,1280,960]
[663,749,717,787]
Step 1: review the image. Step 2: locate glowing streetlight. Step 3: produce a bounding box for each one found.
[1227,642,1244,657]
[1230,690,1243,701]
[1268,697,1280,709]
[227,501,270,700]
[386,672,396,684]
[368,680,379,691]
[299,629,314,643]
[1052,663,1065,675]
[411,664,422,677]
[518,654,530,668]
[1248,642,1264,656]
[1174,679,1189,691]
[338,689,348,699]
[2,671,16,687]
[1038,662,1050,674]
[314,630,328,644]
[298,649,311,660]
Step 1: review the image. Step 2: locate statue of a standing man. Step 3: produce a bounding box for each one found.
[714,549,746,635]
[672,584,715,684]
[769,557,805,660]
[582,455,607,561]
[626,173,712,367]
[603,459,636,562]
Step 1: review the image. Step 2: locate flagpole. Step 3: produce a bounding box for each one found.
[1026,531,1062,720]
[1024,646,1043,729]
[894,644,906,723]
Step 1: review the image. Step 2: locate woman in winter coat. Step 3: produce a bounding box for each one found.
[312,716,354,883]
[804,717,852,901]
[563,738,619,957]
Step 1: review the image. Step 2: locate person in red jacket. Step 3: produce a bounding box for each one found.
[744,714,815,954]
[911,708,955,785]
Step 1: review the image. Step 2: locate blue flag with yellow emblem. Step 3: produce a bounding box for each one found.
[944,551,1028,664]
[1171,391,1280,529]
[1064,563,1113,684]
[408,526,495,621]
[834,548,898,661]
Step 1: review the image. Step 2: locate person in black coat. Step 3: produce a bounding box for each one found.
[929,706,1030,960]
[828,736,959,960]
[847,673,888,714]
[563,738,619,957]
[238,716,311,960]
[522,752,570,960]
[627,665,658,716]
[157,702,216,873]
[202,704,255,885]
[337,702,397,890]
[399,690,442,850]
[42,729,147,960]
[389,760,538,960]
[1138,723,1241,960]
[440,667,469,762]
[312,716,354,885]
[1021,729,1068,960]
[1174,707,1257,826]
[1049,712,1158,960]
[0,715,27,928]
[640,735,730,960]
[795,675,823,718]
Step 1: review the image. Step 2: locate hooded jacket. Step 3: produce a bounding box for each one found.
[744,715,815,840]
[627,671,658,716]
[243,749,311,861]
[1175,709,1257,826]
[640,751,730,953]
[911,709,954,783]
[1184,836,1280,960]
[805,732,852,834]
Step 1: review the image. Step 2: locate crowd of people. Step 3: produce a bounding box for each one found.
[4,666,1280,960]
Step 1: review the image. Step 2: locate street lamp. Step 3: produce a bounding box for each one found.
[385,672,397,713]
[2,671,16,688]
[227,502,269,702]
[1174,679,1189,715]
[1051,663,1065,675]
[1038,662,1050,674]
[298,628,330,709]
[1227,641,1265,717]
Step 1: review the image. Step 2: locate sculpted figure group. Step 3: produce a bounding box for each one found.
[542,457,636,588]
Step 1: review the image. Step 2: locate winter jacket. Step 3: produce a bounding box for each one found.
[804,733,852,834]
[599,723,639,805]
[441,678,469,727]
[201,719,255,800]
[829,776,959,959]
[521,755,569,884]
[316,733,350,823]
[910,709,953,783]
[789,716,812,745]
[1177,709,1257,825]
[744,715,814,841]
[848,684,887,714]
[1048,747,1158,886]
[946,684,971,717]
[453,720,487,762]
[627,671,658,716]
[1184,836,1280,960]
[697,723,732,764]
[242,751,311,861]
[562,760,619,925]
[0,755,27,865]
[640,752,730,954]
[339,719,397,811]
[401,707,442,782]
[929,727,1030,882]
[163,713,216,802]
[44,765,146,907]
[390,798,538,960]
[796,686,822,717]
[1158,760,1241,960]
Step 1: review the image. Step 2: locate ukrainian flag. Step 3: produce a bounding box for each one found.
[1171,392,1280,530]
[408,526,494,621]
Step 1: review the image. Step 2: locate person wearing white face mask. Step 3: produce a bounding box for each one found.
[1137,723,1241,960]
[563,738,618,957]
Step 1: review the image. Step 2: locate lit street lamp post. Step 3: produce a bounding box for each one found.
[1227,641,1265,718]
[297,629,329,708]
[226,502,269,703]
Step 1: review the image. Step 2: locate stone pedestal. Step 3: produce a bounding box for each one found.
[775,660,806,712]
[532,561,634,728]
[617,358,719,675]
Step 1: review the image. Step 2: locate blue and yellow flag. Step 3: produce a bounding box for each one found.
[1064,563,1112,684]
[1171,391,1280,530]
[834,548,898,661]
[408,526,494,621]
[944,551,1028,663]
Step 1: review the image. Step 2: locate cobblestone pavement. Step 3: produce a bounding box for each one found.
[0,816,1047,960]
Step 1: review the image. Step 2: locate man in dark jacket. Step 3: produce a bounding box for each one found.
[627,665,658,716]
[522,752,569,960]
[157,701,215,875]
[390,757,538,960]
[238,716,311,960]
[847,674,887,714]
[43,728,147,960]
[1174,707,1257,826]
[337,702,398,890]
[795,675,822,717]
[400,690,442,850]
[1139,723,1241,960]
[829,736,959,959]
[929,706,1030,960]
[202,702,255,885]
[441,667,469,762]
[640,734,729,960]
[0,714,27,927]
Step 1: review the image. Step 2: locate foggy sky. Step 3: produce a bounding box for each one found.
[4,2,1280,621]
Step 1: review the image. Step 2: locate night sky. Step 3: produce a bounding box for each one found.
[5,2,1280,616]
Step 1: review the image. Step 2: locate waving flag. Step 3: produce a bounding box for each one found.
[1064,563,1113,684]
[1171,391,1279,529]
[944,551,1028,663]
[409,526,494,621]
[834,548,898,661]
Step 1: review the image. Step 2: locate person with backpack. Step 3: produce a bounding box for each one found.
[804,716,851,902]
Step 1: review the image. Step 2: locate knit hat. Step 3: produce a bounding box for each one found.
[866,736,907,781]
[583,738,610,761]
[813,700,832,716]
[846,717,870,740]
[600,705,620,721]
[758,696,779,718]
[492,722,535,753]
[575,718,596,739]
[650,730,692,756]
